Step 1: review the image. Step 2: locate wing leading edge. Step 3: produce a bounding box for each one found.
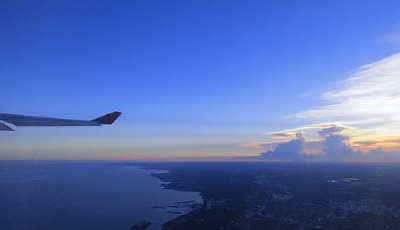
[0,111,121,131]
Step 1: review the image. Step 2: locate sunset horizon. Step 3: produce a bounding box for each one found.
[2,1,400,162]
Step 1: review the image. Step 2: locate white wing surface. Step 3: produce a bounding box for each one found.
[0,111,121,131]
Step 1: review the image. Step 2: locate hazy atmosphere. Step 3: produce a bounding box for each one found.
[2,0,400,161]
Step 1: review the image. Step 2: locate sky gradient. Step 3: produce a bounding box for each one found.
[1,0,400,161]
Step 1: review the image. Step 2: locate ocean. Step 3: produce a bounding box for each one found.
[0,161,202,230]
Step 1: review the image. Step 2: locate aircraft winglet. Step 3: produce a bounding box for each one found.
[0,122,14,131]
[91,111,122,125]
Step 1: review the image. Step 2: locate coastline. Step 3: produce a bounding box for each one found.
[149,170,204,229]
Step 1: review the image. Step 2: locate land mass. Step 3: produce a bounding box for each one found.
[139,162,400,230]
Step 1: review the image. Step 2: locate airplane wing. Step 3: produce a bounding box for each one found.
[0,111,121,131]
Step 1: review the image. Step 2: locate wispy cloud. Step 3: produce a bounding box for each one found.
[318,125,348,138]
[265,131,298,139]
[294,53,400,141]
[379,30,400,44]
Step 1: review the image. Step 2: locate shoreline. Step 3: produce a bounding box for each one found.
[150,171,204,229]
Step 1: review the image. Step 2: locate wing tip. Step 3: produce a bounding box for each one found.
[0,122,14,131]
[91,111,122,125]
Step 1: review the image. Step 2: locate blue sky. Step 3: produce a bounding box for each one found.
[1,1,400,160]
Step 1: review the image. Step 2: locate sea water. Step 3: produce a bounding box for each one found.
[0,161,202,230]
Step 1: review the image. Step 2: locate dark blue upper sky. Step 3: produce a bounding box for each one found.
[1,0,400,160]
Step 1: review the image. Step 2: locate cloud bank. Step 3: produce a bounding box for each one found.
[260,133,305,161]
[260,128,400,162]
[257,53,400,161]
